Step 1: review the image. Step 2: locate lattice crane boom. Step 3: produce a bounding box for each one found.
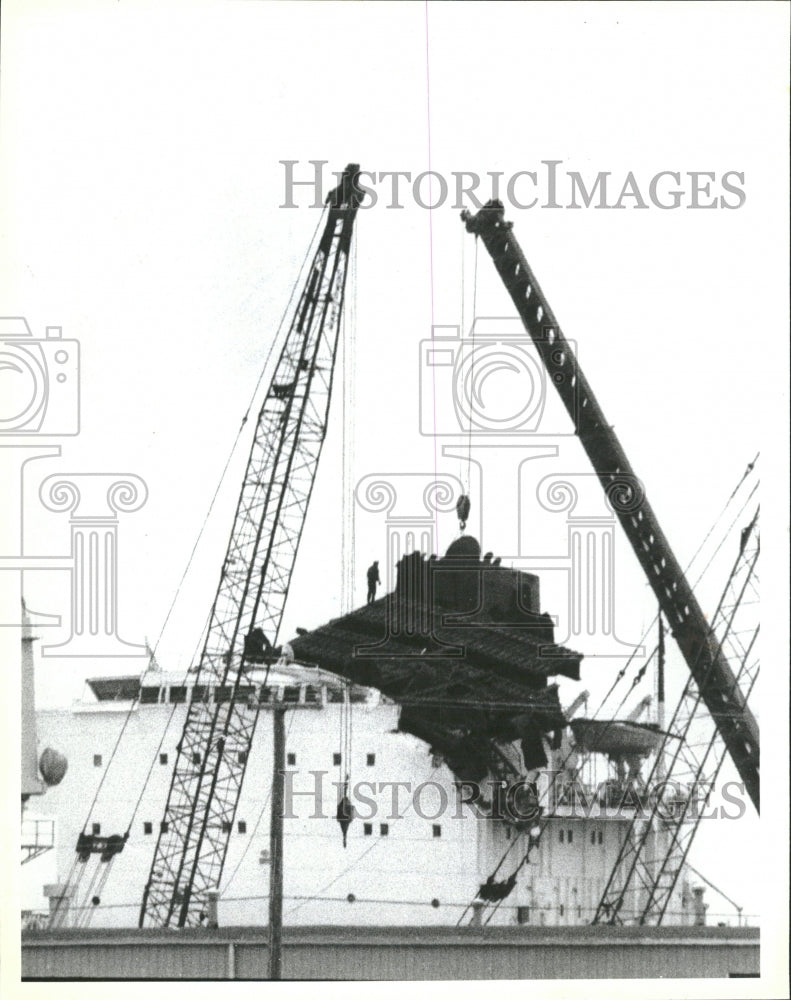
[594,508,759,925]
[462,201,759,812]
[139,164,363,928]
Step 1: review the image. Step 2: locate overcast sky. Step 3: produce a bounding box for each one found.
[2,0,788,941]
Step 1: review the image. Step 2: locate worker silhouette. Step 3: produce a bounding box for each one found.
[366,561,381,604]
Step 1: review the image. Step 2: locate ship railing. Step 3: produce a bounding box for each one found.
[21,818,56,863]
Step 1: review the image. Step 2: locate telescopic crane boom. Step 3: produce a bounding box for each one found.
[139,164,363,927]
[462,201,759,812]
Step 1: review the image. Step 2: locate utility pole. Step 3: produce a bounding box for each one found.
[265,692,321,979]
[268,705,286,980]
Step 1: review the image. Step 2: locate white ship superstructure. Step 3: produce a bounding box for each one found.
[31,660,697,929]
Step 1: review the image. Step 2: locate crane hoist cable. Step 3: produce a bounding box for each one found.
[335,222,358,847]
[336,679,354,847]
[456,234,480,500]
[466,235,479,494]
[340,225,358,616]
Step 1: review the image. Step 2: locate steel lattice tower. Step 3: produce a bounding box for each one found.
[594,508,759,924]
[139,165,363,928]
